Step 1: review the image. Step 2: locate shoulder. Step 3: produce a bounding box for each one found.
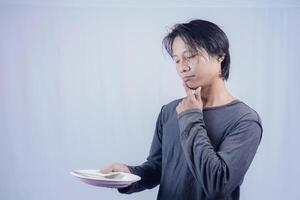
[234,101,262,125]
[204,99,263,135]
[229,101,263,140]
[158,98,184,122]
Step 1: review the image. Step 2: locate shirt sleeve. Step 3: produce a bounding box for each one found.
[118,105,165,194]
[177,108,263,199]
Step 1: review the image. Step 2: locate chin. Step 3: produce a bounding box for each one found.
[186,81,201,90]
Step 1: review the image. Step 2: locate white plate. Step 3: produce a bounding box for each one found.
[70,169,141,188]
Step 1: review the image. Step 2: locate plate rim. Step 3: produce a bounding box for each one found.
[70,170,141,183]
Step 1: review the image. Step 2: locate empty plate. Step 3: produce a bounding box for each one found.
[70,169,141,188]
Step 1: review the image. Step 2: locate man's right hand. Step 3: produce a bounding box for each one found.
[99,163,131,174]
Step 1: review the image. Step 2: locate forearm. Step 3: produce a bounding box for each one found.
[118,160,161,194]
[177,109,262,198]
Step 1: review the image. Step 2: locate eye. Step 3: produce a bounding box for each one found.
[173,59,180,64]
[187,54,197,59]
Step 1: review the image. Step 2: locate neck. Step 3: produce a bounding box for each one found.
[201,78,235,108]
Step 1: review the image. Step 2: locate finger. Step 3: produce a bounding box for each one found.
[182,82,195,98]
[195,87,202,101]
[99,165,114,174]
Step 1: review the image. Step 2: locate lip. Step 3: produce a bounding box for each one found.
[182,75,195,81]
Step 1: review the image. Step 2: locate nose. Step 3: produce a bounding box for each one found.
[178,62,191,73]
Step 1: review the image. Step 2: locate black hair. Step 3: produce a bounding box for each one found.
[162,19,231,80]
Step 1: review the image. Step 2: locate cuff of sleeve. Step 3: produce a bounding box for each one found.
[117,186,132,194]
[117,165,137,194]
[177,108,203,119]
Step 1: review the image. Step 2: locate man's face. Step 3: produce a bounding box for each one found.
[171,36,222,90]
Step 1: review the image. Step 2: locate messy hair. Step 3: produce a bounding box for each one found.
[162,19,231,80]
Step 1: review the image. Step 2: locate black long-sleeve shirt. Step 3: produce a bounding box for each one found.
[118,99,263,200]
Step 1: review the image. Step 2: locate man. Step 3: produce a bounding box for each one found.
[100,19,263,200]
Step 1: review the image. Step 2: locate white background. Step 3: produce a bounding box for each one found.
[1,0,299,199]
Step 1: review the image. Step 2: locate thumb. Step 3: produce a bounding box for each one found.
[99,165,114,174]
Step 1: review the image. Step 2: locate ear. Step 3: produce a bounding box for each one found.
[217,54,225,63]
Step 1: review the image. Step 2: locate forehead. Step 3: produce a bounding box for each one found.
[171,36,207,58]
[171,36,189,57]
